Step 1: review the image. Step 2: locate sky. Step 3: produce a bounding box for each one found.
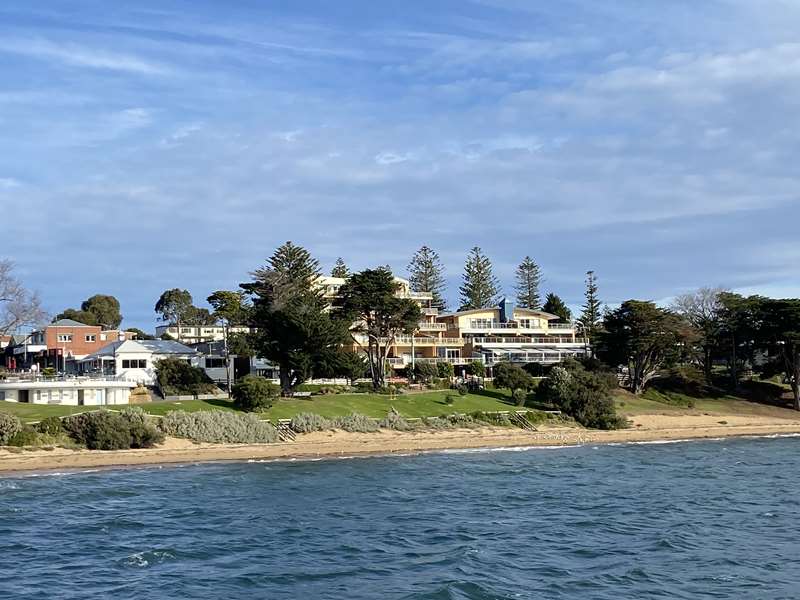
[2,0,800,330]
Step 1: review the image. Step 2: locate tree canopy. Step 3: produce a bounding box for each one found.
[243,242,349,395]
[408,245,448,311]
[56,294,122,329]
[578,271,602,344]
[514,256,542,309]
[543,293,572,323]
[459,247,501,310]
[330,257,350,279]
[597,300,687,394]
[334,268,421,389]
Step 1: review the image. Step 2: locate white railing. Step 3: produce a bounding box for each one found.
[548,323,574,329]
[423,308,439,316]
[418,322,447,330]
[471,336,579,345]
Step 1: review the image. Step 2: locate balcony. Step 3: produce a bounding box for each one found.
[352,335,464,346]
[471,336,582,346]
[548,323,575,330]
[386,357,468,367]
[417,322,447,331]
[423,307,439,316]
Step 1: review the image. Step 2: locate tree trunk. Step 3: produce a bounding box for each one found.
[279,368,293,397]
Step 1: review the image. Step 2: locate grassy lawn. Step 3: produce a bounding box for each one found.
[0,389,517,423]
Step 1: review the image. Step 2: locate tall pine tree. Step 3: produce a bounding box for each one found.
[407,245,447,311]
[543,292,572,323]
[331,257,349,278]
[514,256,542,309]
[459,247,501,310]
[579,270,602,343]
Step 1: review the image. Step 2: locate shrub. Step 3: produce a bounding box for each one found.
[63,410,164,450]
[316,386,340,396]
[437,362,455,379]
[466,361,486,378]
[232,376,278,412]
[36,416,64,436]
[7,426,41,447]
[413,362,438,383]
[155,357,216,396]
[448,414,478,428]
[522,362,548,377]
[444,394,456,405]
[0,413,23,445]
[332,413,379,433]
[536,362,627,430]
[77,412,133,450]
[290,413,332,434]
[158,410,278,444]
[379,408,412,431]
[421,416,452,430]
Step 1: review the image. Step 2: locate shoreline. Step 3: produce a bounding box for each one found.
[3,413,800,475]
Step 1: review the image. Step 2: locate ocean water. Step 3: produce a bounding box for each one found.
[2,438,800,599]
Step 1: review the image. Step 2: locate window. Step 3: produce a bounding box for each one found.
[181,328,192,334]
[122,359,147,369]
[57,334,73,342]
[85,334,96,342]
[100,334,107,341]
[205,358,226,369]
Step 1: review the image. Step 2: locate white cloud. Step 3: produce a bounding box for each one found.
[0,38,169,74]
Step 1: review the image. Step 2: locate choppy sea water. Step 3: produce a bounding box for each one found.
[1,437,800,599]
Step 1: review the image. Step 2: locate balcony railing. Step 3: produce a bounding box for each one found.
[548,323,575,329]
[353,335,463,346]
[471,336,580,345]
[417,322,447,330]
[423,308,439,316]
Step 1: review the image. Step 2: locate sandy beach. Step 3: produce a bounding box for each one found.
[2,412,800,474]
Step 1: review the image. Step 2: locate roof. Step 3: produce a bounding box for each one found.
[81,339,198,361]
[439,306,561,320]
[50,318,93,327]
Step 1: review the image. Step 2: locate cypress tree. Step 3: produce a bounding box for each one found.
[543,292,572,323]
[514,256,542,309]
[331,257,349,278]
[459,247,501,310]
[407,245,448,311]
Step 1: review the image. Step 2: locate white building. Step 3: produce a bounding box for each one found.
[0,377,137,406]
[80,339,199,385]
[155,324,252,344]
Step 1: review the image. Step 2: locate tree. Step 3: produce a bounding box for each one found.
[514,256,542,309]
[335,268,422,389]
[81,295,122,329]
[57,294,122,329]
[208,290,251,395]
[331,257,350,279]
[207,290,249,326]
[579,271,602,346]
[596,300,687,394]
[543,293,572,322]
[755,299,800,410]
[459,247,501,310]
[337,350,368,385]
[155,289,194,331]
[492,362,534,391]
[672,287,725,382]
[0,259,47,337]
[55,308,98,326]
[243,242,349,395]
[715,293,764,388]
[125,328,155,340]
[408,245,448,311]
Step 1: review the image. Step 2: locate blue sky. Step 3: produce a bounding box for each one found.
[3,0,800,329]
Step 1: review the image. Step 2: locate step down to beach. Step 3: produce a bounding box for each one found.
[275,419,296,442]
[511,411,537,431]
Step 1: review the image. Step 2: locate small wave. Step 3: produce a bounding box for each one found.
[120,550,176,568]
[439,445,581,454]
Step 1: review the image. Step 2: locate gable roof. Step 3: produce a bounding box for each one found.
[81,339,198,361]
[50,318,93,327]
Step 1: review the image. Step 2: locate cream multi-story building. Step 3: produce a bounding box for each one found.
[318,275,466,372]
[437,299,587,369]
